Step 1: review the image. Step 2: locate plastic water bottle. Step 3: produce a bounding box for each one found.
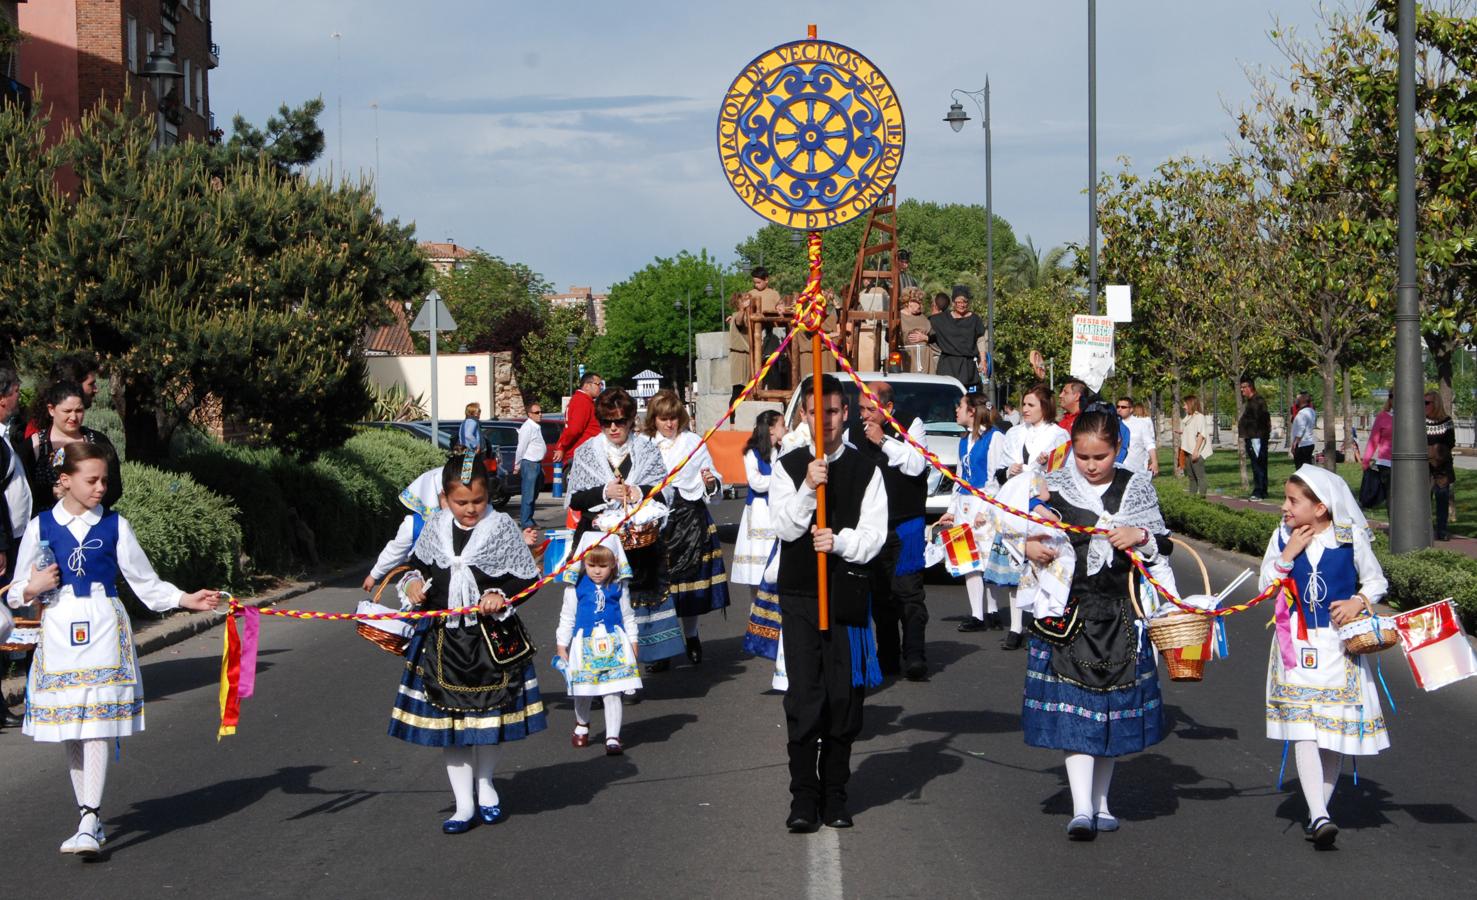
[34,540,61,608]
[552,461,564,498]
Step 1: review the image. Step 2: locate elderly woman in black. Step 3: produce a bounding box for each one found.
[565,388,683,670]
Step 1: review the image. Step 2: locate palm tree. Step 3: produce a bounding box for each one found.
[1003,235,1073,292]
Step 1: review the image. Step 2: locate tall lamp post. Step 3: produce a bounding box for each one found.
[674,294,694,399]
[944,81,994,397]
[1088,0,1099,316]
[565,332,579,397]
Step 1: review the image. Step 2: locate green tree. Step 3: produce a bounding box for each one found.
[210,98,328,175]
[518,306,597,408]
[433,251,552,357]
[592,251,729,385]
[0,97,429,462]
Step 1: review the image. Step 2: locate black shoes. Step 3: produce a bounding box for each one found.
[903,660,928,682]
[647,659,671,674]
[1000,631,1024,651]
[957,616,987,633]
[985,612,1004,630]
[686,636,703,665]
[1308,816,1338,849]
[786,810,821,833]
[0,707,22,729]
[824,807,854,829]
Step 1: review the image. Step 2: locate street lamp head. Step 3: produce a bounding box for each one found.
[943,101,969,133]
[142,43,183,81]
[565,333,579,351]
[705,282,714,297]
[673,299,683,312]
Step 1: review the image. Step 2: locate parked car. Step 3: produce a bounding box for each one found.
[780,373,965,518]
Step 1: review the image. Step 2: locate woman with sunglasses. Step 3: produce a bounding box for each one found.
[565,388,685,670]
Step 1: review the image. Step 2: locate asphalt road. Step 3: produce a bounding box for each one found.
[2,497,1475,899]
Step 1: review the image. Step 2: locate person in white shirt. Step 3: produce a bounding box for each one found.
[770,374,888,833]
[0,365,34,730]
[1290,393,1317,468]
[1178,395,1213,496]
[1115,397,1160,475]
[514,404,548,528]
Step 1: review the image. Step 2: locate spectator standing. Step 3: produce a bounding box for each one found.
[1426,392,1456,541]
[458,402,484,453]
[18,381,123,511]
[0,365,31,576]
[1360,399,1393,508]
[1290,393,1317,468]
[927,286,987,392]
[896,249,919,291]
[1238,377,1272,501]
[1179,395,1213,497]
[1116,397,1159,475]
[553,373,604,466]
[513,403,548,528]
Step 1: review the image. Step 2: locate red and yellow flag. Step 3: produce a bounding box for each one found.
[1045,442,1071,473]
[940,524,984,577]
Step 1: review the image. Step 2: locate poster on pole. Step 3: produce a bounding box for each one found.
[1069,315,1115,392]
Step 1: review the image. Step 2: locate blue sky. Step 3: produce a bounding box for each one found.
[211,0,1327,293]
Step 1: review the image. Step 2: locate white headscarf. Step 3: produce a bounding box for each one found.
[399,466,444,519]
[1290,464,1373,545]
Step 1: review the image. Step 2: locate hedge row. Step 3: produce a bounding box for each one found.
[1155,482,1477,618]
[163,428,446,576]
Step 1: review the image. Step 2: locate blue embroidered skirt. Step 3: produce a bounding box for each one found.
[982,535,1022,586]
[742,582,783,660]
[388,619,547,748]
[1022,634,1165,757]
[664,497,731,618]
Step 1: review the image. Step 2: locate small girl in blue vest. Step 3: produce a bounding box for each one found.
[944,394,1005,632]
[1260,465,1390,850]
[6,443,220,858]
[556,541,641,754]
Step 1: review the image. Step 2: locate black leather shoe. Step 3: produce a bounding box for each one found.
[786,812,820,833]
[824,808,854,829]
[0,708,23,729]
[646,658,671,674]
[957,616,987,633]
[904,660,928,682]
[1000,631,1024,651]
[986,612,1004,630]
[686,636,703,665]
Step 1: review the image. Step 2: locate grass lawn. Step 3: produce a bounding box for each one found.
[1155,446,1474,539]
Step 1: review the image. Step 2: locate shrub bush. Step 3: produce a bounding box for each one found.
[114,462,242,593]
[1155,482,1477,617]
[169,445,296,573]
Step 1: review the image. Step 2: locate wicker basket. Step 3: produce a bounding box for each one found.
[1130,537,1214,683]
[0,617,41,653]
[619,520,660,551]
[357,567,412,657]
[1339,597,1398,655]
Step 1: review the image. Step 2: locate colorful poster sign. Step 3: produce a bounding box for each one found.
[1069,315,1116,392]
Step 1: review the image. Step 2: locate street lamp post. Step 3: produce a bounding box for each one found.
[565,332,579,396]
[1088,0,1099,316]
[674,295,694,400]
[944,81,995,397]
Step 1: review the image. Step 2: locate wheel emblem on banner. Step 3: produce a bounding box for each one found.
[717,39,905,230]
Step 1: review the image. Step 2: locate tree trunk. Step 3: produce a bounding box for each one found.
[114,376,167,466]
[1321,350,1338,472]
[1284,374,1295,451]
[1341,367,1356,453]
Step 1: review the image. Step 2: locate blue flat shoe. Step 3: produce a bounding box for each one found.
[1067,815,1097,841]
[478,805,504,825]
[1094,813,1120,833]
[442,817,476,835]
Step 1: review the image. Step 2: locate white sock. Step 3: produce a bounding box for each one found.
[1320,748,1341,806]
[682,615,700,638]
[984,584,1001,616]
[475,745,499,808]
[573,696,592,732]
[1092,757,1115,816]
[965,574,985,619]
[603,694,623,741]
[443,746,475,821]
[1009,599,1024,634]
[1294,740,1329,821]
[1064,753,1095,818]
[65,739,108,835]
[65,740,86,809]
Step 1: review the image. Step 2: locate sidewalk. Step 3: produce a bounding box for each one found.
[1199,487,1477,560]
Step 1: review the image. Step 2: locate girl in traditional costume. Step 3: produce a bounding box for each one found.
[1260,465,1389,850]
[7,443,220,857]
[740,412,786,667]
[643,390,728,667]
[390,452,544,834]
[1022,410,1176,840]
[565,388,680,671]
[942,394,1006,633]
[556,540,640,754]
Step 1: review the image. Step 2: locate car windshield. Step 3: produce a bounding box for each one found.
[839,381,963,430]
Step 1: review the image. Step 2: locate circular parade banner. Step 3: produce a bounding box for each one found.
[717,39,905,231]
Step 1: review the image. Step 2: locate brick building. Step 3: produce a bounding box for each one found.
[544,285,608,334]
[17,0,217,148]
[419,241,476,277]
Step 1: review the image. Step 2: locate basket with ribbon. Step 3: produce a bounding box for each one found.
[596,493,667,552]
[1338,595,1398,656]
[356,566,415,656]
[0,616,41,653]
[1132,538,1215,682]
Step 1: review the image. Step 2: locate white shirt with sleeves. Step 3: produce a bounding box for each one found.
[515,418,546,465]
[769,443,888,565]
[8,502,184,612]
[370,515,418,581]
[880,416,929,477]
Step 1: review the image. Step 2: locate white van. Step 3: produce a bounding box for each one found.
[782,372,967,518]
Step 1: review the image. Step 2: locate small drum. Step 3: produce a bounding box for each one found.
[0,617,41,653]
[1339,613,1399,656]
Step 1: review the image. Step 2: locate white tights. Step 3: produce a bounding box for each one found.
[443,745,499,821]
[573,694,624,743]
[1294,741,1341,821]
[965,574,1000,619]
[64,739,108,835]
[1008,599,1024,634]
[1064,753,1115,818]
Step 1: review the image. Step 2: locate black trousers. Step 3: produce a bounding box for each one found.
[870,530,928,671]
[780,593,864,816]
[1293,444,1315,468]
[1245,438,1269,497]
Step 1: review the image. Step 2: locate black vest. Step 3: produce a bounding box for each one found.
[776,445,879,597]
[848,422,927,525]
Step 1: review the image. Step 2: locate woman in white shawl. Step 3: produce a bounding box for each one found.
[565,388,683,667]
[1021,409,1177,841]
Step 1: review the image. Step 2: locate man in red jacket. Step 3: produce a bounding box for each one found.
[553,372,604,464]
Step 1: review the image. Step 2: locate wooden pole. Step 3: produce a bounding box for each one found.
[803,228,830,632]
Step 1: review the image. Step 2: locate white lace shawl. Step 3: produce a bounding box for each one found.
[565,433,670,510]
[1044,464,1166,577]
[410,509,538,618]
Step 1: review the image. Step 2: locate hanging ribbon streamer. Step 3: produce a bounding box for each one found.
[217,594,242,741]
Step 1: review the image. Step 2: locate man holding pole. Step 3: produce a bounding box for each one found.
[770,374,888,832]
